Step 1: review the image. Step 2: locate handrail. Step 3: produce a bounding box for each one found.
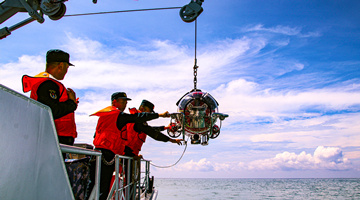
[109,155,153,200]
[60,144,102,200]
[140,159,152,198]
[60,144,155,200]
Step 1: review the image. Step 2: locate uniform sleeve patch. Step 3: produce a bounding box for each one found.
[49,90,57,99]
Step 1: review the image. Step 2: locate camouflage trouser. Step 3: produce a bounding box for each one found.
[65,157,91,200]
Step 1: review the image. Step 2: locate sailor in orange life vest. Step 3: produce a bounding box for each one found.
[125,99,182,158]
[90,92,182,200]
[22,49,78,147]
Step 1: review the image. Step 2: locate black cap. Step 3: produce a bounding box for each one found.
[141,99,155,112]
[46,49,74,66]
[111,92,132,101]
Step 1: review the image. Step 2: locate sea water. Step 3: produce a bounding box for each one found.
[154,178,360,200]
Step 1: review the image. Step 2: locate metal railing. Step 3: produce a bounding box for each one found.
[60,144,154,200]
[108,155,154,200]
[60,144,102,200]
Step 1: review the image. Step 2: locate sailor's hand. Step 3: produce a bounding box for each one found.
[134,154,143,160]
[169,138,183,145]
[159,111,170,118]
[67,88,77,104]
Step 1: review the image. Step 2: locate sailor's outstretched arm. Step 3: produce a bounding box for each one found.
[134,123,182,145]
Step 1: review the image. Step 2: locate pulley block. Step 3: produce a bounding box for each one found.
[180,0,204,23]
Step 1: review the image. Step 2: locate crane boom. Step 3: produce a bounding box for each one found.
[0,0,97,39]
[0,0,204,40]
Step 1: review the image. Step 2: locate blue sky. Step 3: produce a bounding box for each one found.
[1,0,360,178]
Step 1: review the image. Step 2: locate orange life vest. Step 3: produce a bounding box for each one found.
[22,72,77,138]
[91,106,128,155]
[126,108,147,155]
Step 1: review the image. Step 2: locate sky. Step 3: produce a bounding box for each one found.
[1,0,360,178]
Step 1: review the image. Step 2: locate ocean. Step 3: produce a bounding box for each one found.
[154,178,360,200]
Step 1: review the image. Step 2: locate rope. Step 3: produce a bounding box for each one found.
[64,7,182,17]
[150,137,189,168]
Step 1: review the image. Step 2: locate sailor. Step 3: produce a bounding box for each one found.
[123,99,183,200]
[22,49,78,148]
[125,99,182,158]
[90,92,181,200]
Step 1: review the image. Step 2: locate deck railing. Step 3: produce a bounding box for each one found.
[60,144,155,200]
[108,155,154,200]
[60,144,102,200]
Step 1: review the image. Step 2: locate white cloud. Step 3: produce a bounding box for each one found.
[56,36,197,92]
[215,78,360,122]
[220,112,360,151]
[177,158,215,172]
[0,55,44,92]
[314,146,344,164]
[243,24,322,38]
[248,146,352,171]
[169,146,353,173]
[63,33,105,60]
[243,24,301,36]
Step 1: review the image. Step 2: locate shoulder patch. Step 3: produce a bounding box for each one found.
[49,90,57,99]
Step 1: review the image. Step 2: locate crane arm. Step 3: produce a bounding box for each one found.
[0,0,97,39]
[0,0,204,40]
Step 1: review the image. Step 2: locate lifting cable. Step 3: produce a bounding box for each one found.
[151,20,198,168]
[151,20,199,168]
[64,7,182,17]
[150,137,189,168]
[193,19,198,90]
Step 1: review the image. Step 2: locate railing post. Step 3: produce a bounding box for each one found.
[95,154,101,200]
[136,160,140,200]
[115,155,119,200]
[126,158,131,199]
[146,161,151,193]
